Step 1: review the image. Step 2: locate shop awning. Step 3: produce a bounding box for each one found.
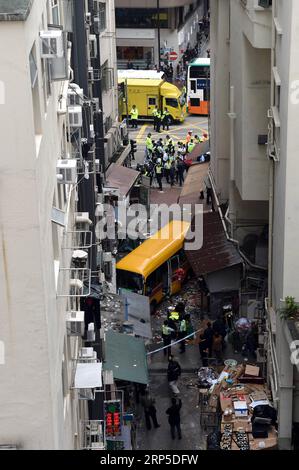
[105,163,140,198]
[178,162,209,206]
[74,362,102,389]
[103,330,148,384]
[186,212,243,276]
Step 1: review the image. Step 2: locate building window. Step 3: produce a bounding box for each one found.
[99,3,106,32]
[30,44,42,136]
[51,0,60,25]
[42,58,51,110]
[101,61,114,92]
[115,8,168,29]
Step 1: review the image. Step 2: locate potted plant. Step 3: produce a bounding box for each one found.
[280,296,299,320]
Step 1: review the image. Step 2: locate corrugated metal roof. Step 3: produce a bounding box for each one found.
[186,212,243,276]
[0,0,33,21]
[178,162,209,206]
[106,163,140,197]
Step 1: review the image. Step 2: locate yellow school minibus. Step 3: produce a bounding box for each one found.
[116,221,190,312]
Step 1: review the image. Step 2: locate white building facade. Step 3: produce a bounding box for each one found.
[115,0,208,69]
[210,0,299,449]
[0,0,90,450]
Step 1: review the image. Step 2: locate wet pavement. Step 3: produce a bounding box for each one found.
[135,278,248,450]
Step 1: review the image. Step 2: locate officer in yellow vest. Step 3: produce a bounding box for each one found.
[155,158,163,192]
[164,158,172,184]
[130,104,139,129]
[178,317,187,353]
[187,139,196,154]
[156,109,162,133]
[152,106,159,131]
[145,133,153,158]
[162,320,175,357]
[162,107,171,131]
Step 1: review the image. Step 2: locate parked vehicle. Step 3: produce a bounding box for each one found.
[118,70,186,123]
[116,220,191,312]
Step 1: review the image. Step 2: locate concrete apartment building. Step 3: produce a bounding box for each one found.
[210,0,299,448]
[115,0,209,68]
[0,0,108,450]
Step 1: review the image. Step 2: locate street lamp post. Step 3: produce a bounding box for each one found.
[157,0,161,71]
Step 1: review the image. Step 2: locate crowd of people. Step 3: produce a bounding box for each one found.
[139,130,209,192]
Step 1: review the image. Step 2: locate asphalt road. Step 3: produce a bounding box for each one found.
[128,114,210,166]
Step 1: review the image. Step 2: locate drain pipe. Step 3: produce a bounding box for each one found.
[228,85,237,234]
[209,169,267,271]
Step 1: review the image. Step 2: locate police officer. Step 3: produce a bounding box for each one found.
[152,106,159,131]
[162,320,175,357]
[130,104,139,129]
[187,138,195,154]
[164,157,172,184]
[145,133,153,158]
[155,158,163,192]
[162,107,171,131]
[156,109,162,133]
[178,316,187,353]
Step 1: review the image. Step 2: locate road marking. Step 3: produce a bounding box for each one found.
[136,123,148,142]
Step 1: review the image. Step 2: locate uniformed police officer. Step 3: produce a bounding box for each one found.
[155,158,163,192]
[152,106,159,131]
[162,107,171,131]
[178,317,187,353]
[162,320,175,357]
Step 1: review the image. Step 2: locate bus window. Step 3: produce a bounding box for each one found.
[117,269,143,294]
[170,255,179,272]
[191,80,196,93]
[166,98,178,108]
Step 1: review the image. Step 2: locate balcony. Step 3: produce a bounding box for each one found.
[115,0,193,8]
[240,0,272,49]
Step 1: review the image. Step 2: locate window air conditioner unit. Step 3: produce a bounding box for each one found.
[88,67,94,82]
[95,159,100,173]
[93,17,101,35]
[75,212,93,229]
[40,30,64,59]
[103,252,113,280]
[86,12,92,25]
[66,311,85,337]
[68,84,84,107]
[258,0,272,8]
[56,159,77,184]
[68,106,83,128]
[92,98,100,114]
[89,35,97,59]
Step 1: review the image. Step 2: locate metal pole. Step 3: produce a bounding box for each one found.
[157,0,161,71]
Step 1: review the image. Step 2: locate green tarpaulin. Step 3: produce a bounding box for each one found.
[103,330,149,385]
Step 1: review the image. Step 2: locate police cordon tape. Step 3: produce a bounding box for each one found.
[146,328,202,356]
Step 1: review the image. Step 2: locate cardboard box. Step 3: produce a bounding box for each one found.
[245,365,260,377]
[233,400,248,417]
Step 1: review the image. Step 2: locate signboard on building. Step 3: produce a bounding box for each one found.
[104,400,122,438]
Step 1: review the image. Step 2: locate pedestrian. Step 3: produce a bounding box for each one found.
[155,158,163,192]
[166,398,182,440]
[178,316,187,354]
[212,332,223,364]
[170,160,176,187]
[162,320,175,357]
[162,107,170,131]
[198,334,209,367]
[130,104,138,129]
[140,391,160,430]
[203,321,214,358]
[185,130,192,145]
[176,158,185,187]
[167,355,181,396]
[204,175,212,205]
[212,315,227,351]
